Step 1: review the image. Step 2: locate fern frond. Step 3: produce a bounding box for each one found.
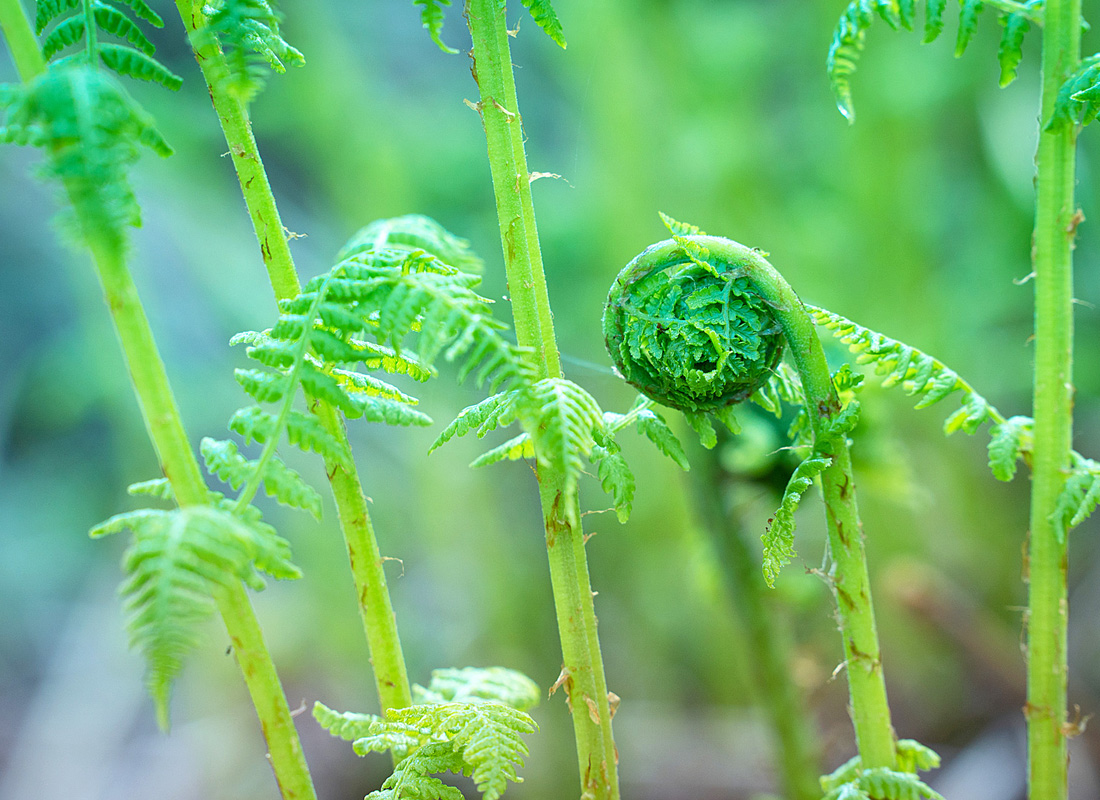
[896,739,942,773]
[313,701,380,742]
[358,703,537,800]
[128,477,175,501]
[516,378,605,525]
[519,0,566,48]
[90,505,298,729]
[607,398,690,471]
[1047,54,1100,131]
[413,0,457,54]
[42,6,154,61]
[470,432,533,467]
[201,437,323,519]
[0,65,171,250]
[987,415,1032,481]
[592,443,635,523]
[199,0,304,103]
[762,455,831,587]
[338,214,484,275]
[821,742,944,800]
[99,43,183,89]
[808,305,1004,435]
[412,667,541,712]
[1053,454,1100,538]
[827,0,1041,120]
[429,391,521,452]
[368,742,466,800]
[685,410,717,449]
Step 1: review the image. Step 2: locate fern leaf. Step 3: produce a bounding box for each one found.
[997,12,1030,86]
[115,0,164,28]
[90,505,298,729]
[762,455,831,587]
[429,391,521,453]
[127,477,175,501]
[1053,455,1100,538]
[516,378,605,525]
[471,432,534,467]
[200,0,304,103]
[955,0,984,57]
[987,415,1032,481]
[634,406,690,470]
[338,215,484,275]
[413,0,457,54]
[368,742,466,800]
[808,305,1003,436]
[896,739,942,773]
[923,0,947,42]
[750,362,804,417]
[684,410,717,449]
[99,43,183,89]
[412,667,541,711]
[200,437,323,518]
[519,0,566,48]
[592,445,635,523]
[331,366,421,405]
[658,211,705,238]
[313,701,379,742]
[1047,54,1100,131]
[35,0,80,34]
[351,395,433,427]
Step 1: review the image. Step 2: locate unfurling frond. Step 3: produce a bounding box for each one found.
[0,65,171,250]
[808,305,1004,435]
[821,742,944,800]
[762,455,831,587]
[91,504,299,729]
[357,703,537,800]
[413,0,458,54]
[197,0,304,104]
[413,667,541,711]
[1052,454,1100,540]
[1047,54,1100,131]
[35,0,181,89]
[827,0,1042,121]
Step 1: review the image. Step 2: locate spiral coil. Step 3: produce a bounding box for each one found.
[603,239,786,413]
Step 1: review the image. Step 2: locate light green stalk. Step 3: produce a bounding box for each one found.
[0,5,317,796]
[173,0,413,715]
[464,2,619,797]
[86,233,318,800]
[653,236,899,769]
[1028,0,1080,796]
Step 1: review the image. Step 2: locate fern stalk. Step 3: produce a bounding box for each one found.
[650,236,899,769]
[84,236,318,800]
[465,1,620,797]
[0,0,44,80]
[1028,0,1080,796]
[690,440,821,800]
[173,0,299,302]
[175,0,414,715]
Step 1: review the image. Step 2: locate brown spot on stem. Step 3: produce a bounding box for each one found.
[585,695,600,724]
[607,691,621,719]
[1067,208,1085,237]
[836,586,857,612]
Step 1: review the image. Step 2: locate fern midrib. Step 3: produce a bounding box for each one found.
[1028,0,1079,797]
[0,0,46,80]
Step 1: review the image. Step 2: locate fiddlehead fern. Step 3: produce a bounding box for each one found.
[828,0,1043,120]
[315,667,539,800]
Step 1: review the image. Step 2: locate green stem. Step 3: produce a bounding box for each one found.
[87,234,317,800]
[82,0,96,62]
[173,0,413,714]
[654,237,899,769]
[1028,0,1079,796]
[0,0,45,80]
[690,440,821,800]
[465,2,619,797]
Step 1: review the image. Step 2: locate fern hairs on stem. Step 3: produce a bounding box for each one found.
[0,9,317,797]
[606,231,904,775]
[462,2,622,797]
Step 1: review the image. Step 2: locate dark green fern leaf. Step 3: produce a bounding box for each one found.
[42,6,154,60]
[519,0,566,48]
[685,410,717,449]
[199,0,304,103]
[762,455,831,587]
[412,667,541,712]
[954,0,984,57]
[997,12,1030,86]
[413,0,457,54]
[1047,54,1100,131]
[0,64,171,250]
[313,701,380,742]
[98,43,183,89]
[91,505,298,729]
[201,436,323,519]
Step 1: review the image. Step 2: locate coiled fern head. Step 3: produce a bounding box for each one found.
[603,228,785,414]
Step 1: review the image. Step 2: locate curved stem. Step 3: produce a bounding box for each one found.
[1028,0,1080,797]
[639,237,899,769]
[173,0,413,716]
[0,0,45,80]
[465,2,619,797]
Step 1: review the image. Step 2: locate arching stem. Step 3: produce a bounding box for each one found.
[465,2,620,797]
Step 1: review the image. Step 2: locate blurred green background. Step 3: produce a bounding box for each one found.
[2,1,1100,798]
